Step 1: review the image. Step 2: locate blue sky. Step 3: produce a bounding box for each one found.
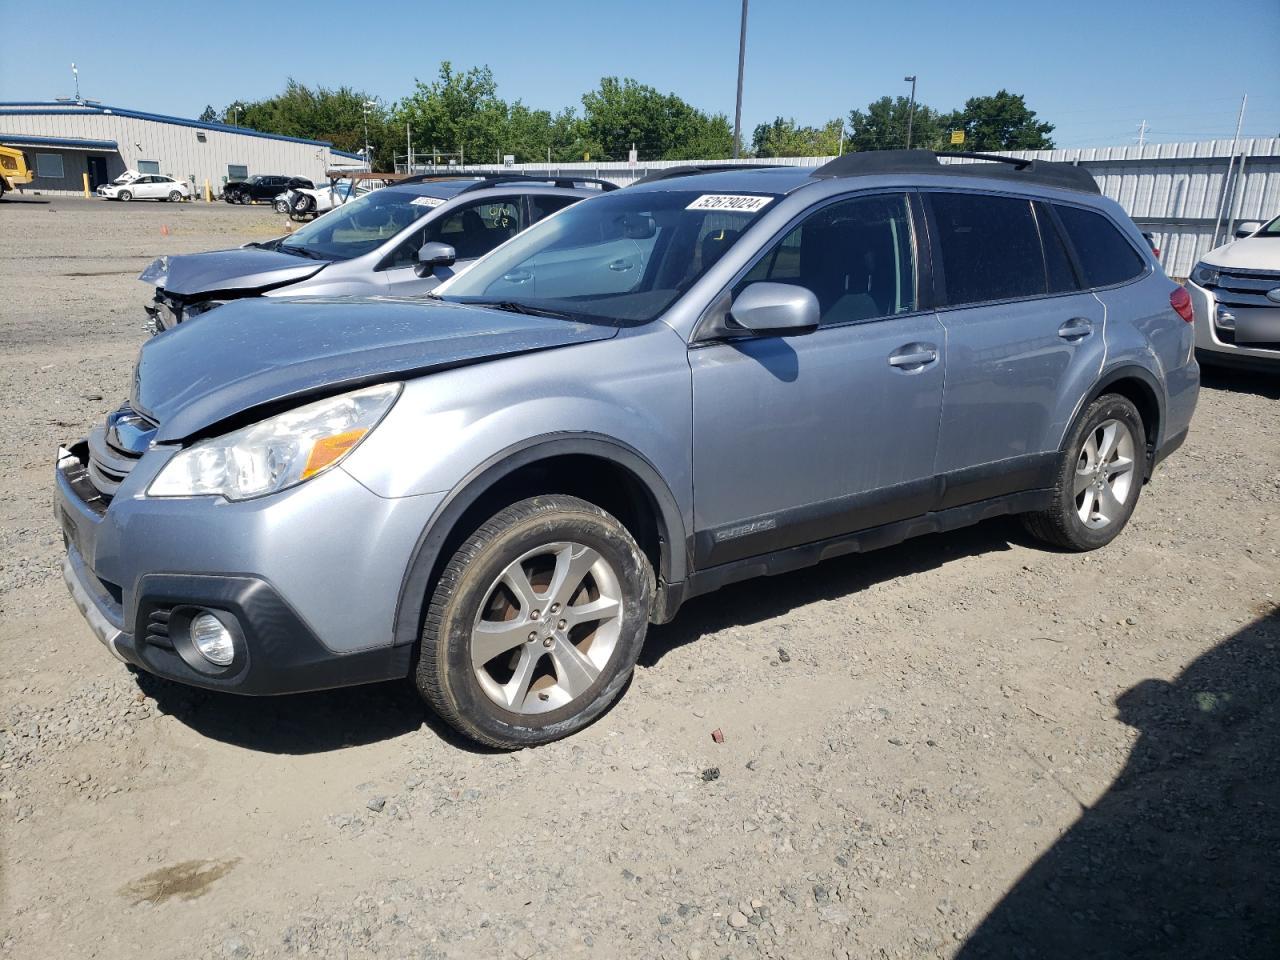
[3,0,1277,148]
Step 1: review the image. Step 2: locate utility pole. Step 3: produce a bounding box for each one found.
[732,0,749,158]
[837,122,844,156]
[904,75,918,149]
[1212,94,1248,247]
[71,63,80,103]
[362,99,377,168]
[1136,119,1148,147]
[406,122,412,173]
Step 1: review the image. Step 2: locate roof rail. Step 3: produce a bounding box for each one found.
[392,172,617,192]
[630,163,782,186]
[811,149,1099,195]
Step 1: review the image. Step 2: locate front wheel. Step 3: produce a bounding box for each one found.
[416,495,653,749]
[118,190,132,202]
[274,198,290,213]
[1022,394,1145,551]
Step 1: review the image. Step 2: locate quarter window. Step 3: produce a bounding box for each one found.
[741,193,917,326]
[930,193,1044,305]
[35,153,64,179]
[1054,204,1146,288]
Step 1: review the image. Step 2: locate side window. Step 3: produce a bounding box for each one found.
[528,194,579,224]
[384,196,524,270]
[1054,204,1146,288]
[1035,202,1080,294]
[929,193,1045,305]
[739,193,917,326]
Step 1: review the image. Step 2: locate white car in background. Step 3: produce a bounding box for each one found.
[97,173,191,202]
[1187,214,1280,370]
[274,179,374,220]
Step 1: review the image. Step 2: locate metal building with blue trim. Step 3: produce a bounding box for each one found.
[0,100,365,196]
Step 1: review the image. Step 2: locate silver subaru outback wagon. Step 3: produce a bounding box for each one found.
[57,151,1199,748]
[139,174,613,332]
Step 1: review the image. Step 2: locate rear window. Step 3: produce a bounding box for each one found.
[1054,204,1146,287]
[929,193,1045,305]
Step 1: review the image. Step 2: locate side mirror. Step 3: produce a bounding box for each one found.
[727,282,820,336]
[415,241,456,278]
[1234,221,1262,239]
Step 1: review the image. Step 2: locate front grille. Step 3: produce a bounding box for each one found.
[1208,268,1280,309]
[86,404,158,500]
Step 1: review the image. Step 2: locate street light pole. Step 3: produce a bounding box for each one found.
[732,0,749,159]
[904,75,918,149]
[362,100,377,168]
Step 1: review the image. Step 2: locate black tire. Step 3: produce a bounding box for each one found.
[416,494,653,749]
[274,198,290,213]
[118,190,132,202]
[168,190,183,202]
[1022,394,1145,551]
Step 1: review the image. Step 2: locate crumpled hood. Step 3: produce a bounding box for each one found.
[1201,235,1280,271]
[134,297,617,442]
[156,247,327,297]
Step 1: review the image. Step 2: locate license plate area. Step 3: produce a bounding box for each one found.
[1236,308,1280,346]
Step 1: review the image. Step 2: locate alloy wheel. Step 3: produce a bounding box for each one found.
[1074,418,1137,528]
[470,542,623,715]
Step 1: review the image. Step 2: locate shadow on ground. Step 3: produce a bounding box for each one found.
[1199,363,1280,400]
[134,671,495,756]
[642,516,1021,667]
[959,604,1280,960]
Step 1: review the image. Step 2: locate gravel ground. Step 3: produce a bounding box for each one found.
[1,196,1277,960]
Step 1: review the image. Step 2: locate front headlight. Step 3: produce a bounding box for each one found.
[139,256,169,286]
[1190,262,1220,288]
[148,383,400,500]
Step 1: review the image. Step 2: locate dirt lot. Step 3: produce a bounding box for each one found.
[1,195,1277,960]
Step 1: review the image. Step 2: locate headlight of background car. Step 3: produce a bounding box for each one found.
[139,256,169,286]
[1190,262,1219,288]
[148,383,401,500]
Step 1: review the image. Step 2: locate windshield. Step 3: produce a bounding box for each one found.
[278,188,437,261]
[1260,214,1280,237]
[437,189,776,325]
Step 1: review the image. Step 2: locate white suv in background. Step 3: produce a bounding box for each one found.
[1188,215,1280,369]
[97,173,191,202]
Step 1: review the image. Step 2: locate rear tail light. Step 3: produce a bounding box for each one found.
[1170,287,1194,323]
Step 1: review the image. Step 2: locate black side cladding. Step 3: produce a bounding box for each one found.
[811,150,1100,195]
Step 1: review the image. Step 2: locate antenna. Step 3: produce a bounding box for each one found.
[1136,119,1148,147]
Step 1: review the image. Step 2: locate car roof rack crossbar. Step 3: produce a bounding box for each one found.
[811,149,1099,194]
[391,172,617,192]
[630,163,783,186]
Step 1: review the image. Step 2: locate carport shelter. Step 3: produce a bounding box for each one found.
[0,133,122,193]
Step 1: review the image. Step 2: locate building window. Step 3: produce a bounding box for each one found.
[137,160,160,175]
[228,164,248,181]
[35,153,64,179]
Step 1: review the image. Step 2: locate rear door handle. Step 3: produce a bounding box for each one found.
[1058,317,1093,341]
[888,343,939,370]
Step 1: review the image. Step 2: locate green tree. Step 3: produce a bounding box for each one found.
[228,80,393,166]
[846,96,945,152]
[752,117,844,157]
[393,62,509,166]
[198,105,218,123]
[939,90,1054,151]
[580,77,732,161]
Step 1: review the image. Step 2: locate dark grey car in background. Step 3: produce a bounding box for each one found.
[59,151,1198,748]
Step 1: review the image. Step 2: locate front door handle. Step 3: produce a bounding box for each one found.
[1058,317,1093,341]
[608,258,634,272]
[888,343,939,370]
[502,269,533,284]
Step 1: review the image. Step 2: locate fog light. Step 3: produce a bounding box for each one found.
[1216,307,1236,330]
[190,612,235,666]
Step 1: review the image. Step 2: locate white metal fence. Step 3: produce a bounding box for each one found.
[414,139,1280,279]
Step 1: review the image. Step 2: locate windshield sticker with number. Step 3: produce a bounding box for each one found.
[411,196,447,208]
[686,194,774,212]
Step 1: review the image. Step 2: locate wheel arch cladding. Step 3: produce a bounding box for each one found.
[392,435,688,649]
[1085,366,1164,476]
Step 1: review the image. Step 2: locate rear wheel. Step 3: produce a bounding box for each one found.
[416,495,653,749]
[1022,394,1145,551]
[168,190,183,202]
[274,198,290,213]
